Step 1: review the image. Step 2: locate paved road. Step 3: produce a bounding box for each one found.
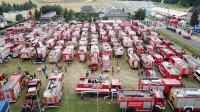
[160,28,200,52]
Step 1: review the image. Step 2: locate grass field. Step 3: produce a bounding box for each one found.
[0,49,200,112]
[0,0,189,12]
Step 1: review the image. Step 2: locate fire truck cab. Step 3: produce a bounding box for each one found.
[118,89,165,112]
[127,53,140,69]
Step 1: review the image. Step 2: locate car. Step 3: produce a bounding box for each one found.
[183,34,191,40]
[194,70,200,82]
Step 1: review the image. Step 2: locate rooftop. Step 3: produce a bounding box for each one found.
[104,9,128,17]
[41,11,57,18]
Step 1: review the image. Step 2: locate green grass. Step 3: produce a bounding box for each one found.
[155,29,200,58]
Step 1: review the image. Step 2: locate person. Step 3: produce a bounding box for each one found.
[91,69,94,75]
[33,73,36,78]
[65,61,68,72]
[86,70,89,77]
[81,92,84,104]
[141,69,144,75]
[116,59,119,67]
[18,63,21,71]
[112,66,114,76]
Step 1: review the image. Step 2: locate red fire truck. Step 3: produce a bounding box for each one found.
[158,47,175,59]
[43,72,63,108]
[135,44,145,55]
[138,77,182,94]
[102,42,112,56]
[90,52,99,71]
[169,45,185,57]
[141,54,155,69]
[48,48,62,63]
[62,45,75,62]
[169,88,200,112]
[77,45,88,62]
[118,89,165,112]
[127,53,140,69]
[159,62,182,80]
[2,74,25,102]
[153,53,164,65]
[76,76,121,97]
[169,56,192,75]
[19,47,34,59]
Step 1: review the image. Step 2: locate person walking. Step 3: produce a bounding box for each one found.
[112,66,114,76]
[86,70,89,77]
[64,61,68,72]
[17,63,21,71]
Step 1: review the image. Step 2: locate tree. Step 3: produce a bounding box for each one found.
[34,9,40,20]
[190,10,199,27]
[134,8,146,20]
[16,14,24,21]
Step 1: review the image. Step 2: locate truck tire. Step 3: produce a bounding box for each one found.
[184,108,192,112]
[127,108,136,112]
[153,107,161,112]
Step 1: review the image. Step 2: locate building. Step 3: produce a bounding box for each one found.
[40,12,57,24]
[103,9,129,21]
[149,7,188,20]
[3,11,28,22]
[81,6,95,14]
[0,15,7,28]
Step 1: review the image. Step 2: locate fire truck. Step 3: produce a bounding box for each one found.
[48,49,62,63]
[182,55,200,73]
[122,37,132,48]
[43,72,63,108]
[138,77,182,94]
[90,52,99,71]
[135,44,145,55]
[118,89,165,112]
[169,56,192,75]
[12,44,24,58]
[77,45,88,62]
[113,43,124,58]
[159,62,182,80]
[145,69,157,77]
[32,46,47,62]
[169,88,200,112]
[62,45,75,62]
[21,79,41,112]
[102,55,111,72]
[91,45,100,57]
[158,47,175,59]
[141,54,155,69]
[2,74,25,102]
[146,45,154,55]
[102,43,112,56]
[0,46,11,63]
[45,39,56,49]
[76,76,121,97]
[127,47,134,54]
[127,53,140,69]
[19,47,34,59]
[169,45,185,57]
[153,53,164,65]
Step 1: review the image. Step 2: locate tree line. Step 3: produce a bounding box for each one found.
[0,1,36,15]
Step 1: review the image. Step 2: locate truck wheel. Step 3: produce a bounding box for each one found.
[113,93,118,98]
[184,108,192,112]
[127,108,136,112]
[153,107,160,112]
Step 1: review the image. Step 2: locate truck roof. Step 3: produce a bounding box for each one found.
[171,88,200,97]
